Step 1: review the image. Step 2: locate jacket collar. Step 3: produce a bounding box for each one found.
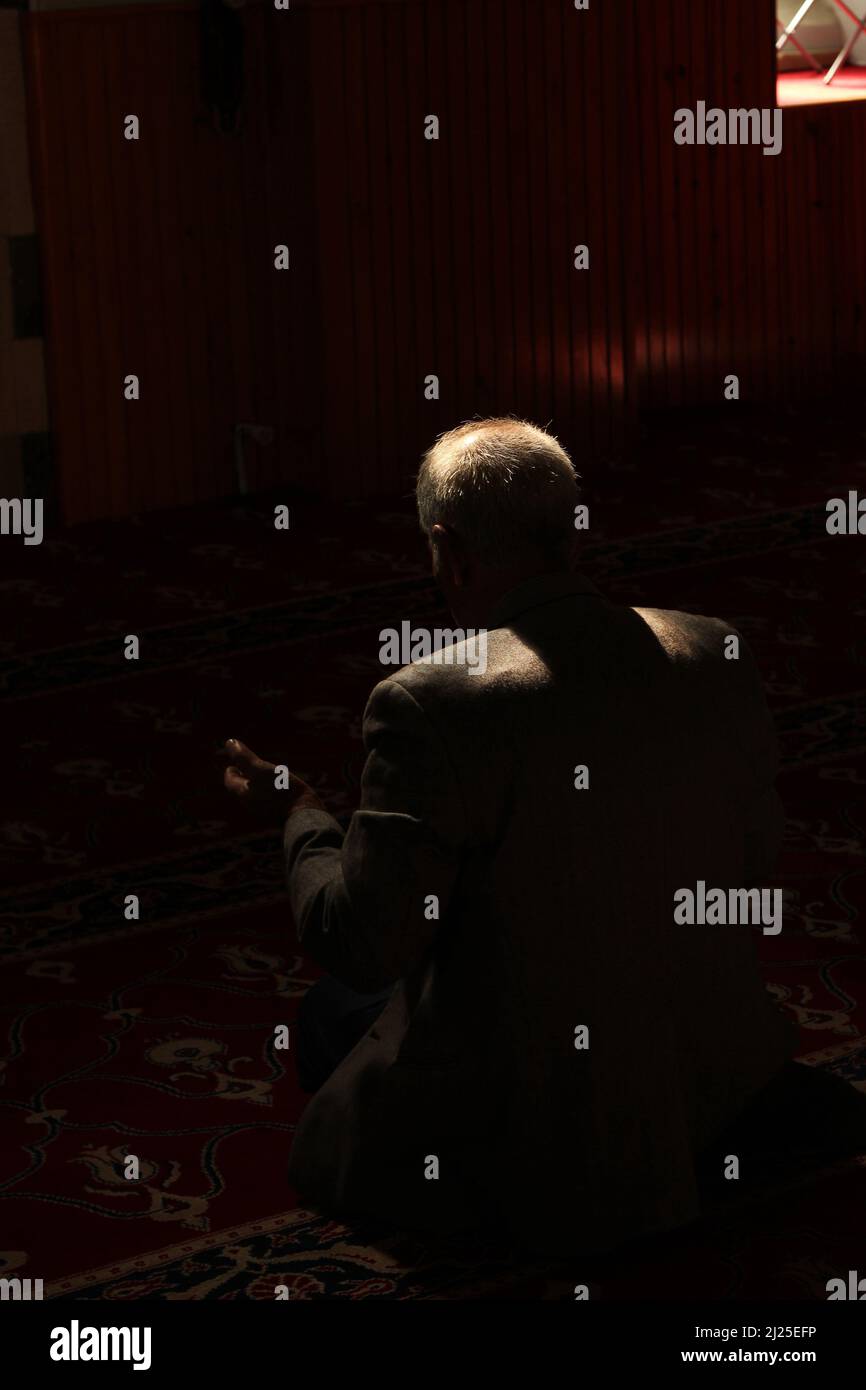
[485,571,603,631]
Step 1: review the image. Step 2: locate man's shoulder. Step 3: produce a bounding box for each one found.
[367,625,531,724]
[630,606,745,662]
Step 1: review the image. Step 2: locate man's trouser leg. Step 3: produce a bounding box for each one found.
[295,974,392,1093]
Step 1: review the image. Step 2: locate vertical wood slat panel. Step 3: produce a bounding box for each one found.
[600,0,619,444]
[728,1,751,403]
[675,0,700,400]
[853,106,866,370]
[800,115,819,398]
[623,0,652,411]
[658,0,682,407]
[485,0,517,416]
[739,0,762,400]
[820,114,841,390]
[775,101,792,399]
[310,4,357,489]
[627,0,659,407]
[424,0,453,441]
[847,103,865,373]
[402,0,435,467]
[379,0,415,494]
[146,12,187,508]
[31,18,79,521]
[444,0,475,434]
[760,9,781,402]
[756,0,777,402]
[689,0,713,400]
[190,15,235,504]
[58,18,97,517]
[522,0,548,430]
[76,22,117,516]
[790,116,808,400]
[250,12,282,495]
[360,3,390,495]
[828,111,841,388]
[170,7,214,507]
[580,0,603,436]
[465,0,494,425]
[162,11,203,507]
[704,0,725,395]
[805,116,823,393]
[541,0,569,434]
[561,0,591,431]
[503,0,533,426]
[235,7,318,498]
[100,19,135,515]
[123,12,177,512]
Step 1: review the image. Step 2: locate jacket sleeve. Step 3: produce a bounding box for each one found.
[283,674,470,992]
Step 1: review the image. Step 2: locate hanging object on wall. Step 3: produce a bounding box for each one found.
[200,0,246,136]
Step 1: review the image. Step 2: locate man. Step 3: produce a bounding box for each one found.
[222,418,866,1257]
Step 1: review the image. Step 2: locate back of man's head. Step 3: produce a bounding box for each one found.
[416,417,580,575]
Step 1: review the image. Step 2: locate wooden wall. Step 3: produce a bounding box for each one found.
[623,0,866,409]
[0,9,50,513]
[307,0,627,501]
[21,0,866,524]
[24,0,318,522]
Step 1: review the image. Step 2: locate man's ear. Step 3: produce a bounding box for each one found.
[431,523,467,588]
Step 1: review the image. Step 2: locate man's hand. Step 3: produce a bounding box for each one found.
[218,738,325,817]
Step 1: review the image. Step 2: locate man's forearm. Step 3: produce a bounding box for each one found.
[283,806,395,993]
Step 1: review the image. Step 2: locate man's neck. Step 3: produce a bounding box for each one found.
[453,566,571,628]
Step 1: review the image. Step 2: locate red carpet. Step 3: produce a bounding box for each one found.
[2,411,865,1298]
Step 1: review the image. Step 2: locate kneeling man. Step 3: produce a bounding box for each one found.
[222,418,865,1256]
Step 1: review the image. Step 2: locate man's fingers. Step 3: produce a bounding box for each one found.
[223,766,250,796]
[221,738,271,773]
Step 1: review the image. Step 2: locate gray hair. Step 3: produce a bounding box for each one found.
[416,417,580,568]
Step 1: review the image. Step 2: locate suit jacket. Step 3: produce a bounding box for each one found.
[284,573,796,1255]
